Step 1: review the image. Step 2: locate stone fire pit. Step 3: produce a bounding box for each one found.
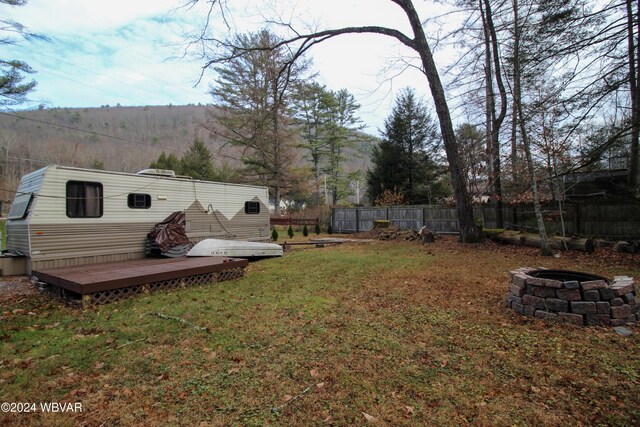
[507,268,638,326]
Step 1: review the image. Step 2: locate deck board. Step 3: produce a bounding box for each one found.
[33,257,248,294]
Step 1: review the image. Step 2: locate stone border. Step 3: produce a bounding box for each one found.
[507,268,638,327]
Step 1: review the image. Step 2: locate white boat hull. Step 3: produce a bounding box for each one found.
[187,239,283,258]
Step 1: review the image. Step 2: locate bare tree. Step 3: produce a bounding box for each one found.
[203,30,310,214]
[480,0,507,228]
[185,0,483,242]
[510,0,553,255]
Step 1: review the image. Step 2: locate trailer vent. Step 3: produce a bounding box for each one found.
[136,169,176,177]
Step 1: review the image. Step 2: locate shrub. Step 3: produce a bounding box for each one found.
[287,225,294,238]
[271,228,279,241]
[303,225,309,237]
[314,222,321,235]
[327,224,333,235]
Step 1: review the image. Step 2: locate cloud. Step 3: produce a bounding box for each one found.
[5,0,183,33]
[3,0,461,131]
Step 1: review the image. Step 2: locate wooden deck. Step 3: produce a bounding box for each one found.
[32,257,248,306]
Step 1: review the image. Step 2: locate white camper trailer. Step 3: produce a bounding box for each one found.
[5,165,271,273]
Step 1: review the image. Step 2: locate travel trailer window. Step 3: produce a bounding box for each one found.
[244,201,260,214]
[66,181,103,218]
[127,193,151,209]
[7,192,34,220]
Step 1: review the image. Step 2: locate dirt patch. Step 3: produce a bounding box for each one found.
[0,275,37,304]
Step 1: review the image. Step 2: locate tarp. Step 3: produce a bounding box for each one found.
[147,211,191,253]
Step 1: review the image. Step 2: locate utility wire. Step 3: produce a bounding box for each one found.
[17,44,181,105]
[0,110,183,154]
[45,34,197,93]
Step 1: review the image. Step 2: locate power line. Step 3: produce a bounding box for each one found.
[17,44,180,105]
[0,109,183,154]
[45,34,195,93]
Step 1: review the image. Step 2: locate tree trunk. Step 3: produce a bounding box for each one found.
[614,240,638,253]
[273,80,282,216]
[627,0,640,196]
[398,0,482,242]
[482,0,494,197]
[481,0,506,229]
[511,0,552,256]
[511,0,520,184]
[491,230,594,252]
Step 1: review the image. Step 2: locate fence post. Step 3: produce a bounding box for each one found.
[355,207,360,233]
[331,208,335,233]
[422,206,427,227]
[572,204,580,235]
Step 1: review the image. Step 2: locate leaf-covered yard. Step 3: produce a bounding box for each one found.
[1,237,638,426]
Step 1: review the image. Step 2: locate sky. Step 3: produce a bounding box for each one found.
[3,0,457,134]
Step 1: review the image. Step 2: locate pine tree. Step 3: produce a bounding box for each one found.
[303,225,309,237]
[1,0,38,107]
[271,227,279,241]
[207,30,310,213]
[180,138,215,180]
[367,88,449,204]
[150,151,181,173]
[287,225,294,238]
[314,222,321,235]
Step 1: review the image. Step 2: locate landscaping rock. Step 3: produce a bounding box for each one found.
[534,310,558,320]
[596,301,611,314]
[510,283,526,298]
[512,274,527,287]
[583,290,600,302]
[598,288,615,301]
[610,305,632,319]
[507,269,637,328]
[563,280,579,289]
[525,277,543,286]
[610,298,624,307]
[558,313,584,326]
[531,286,557,298]
[622,293,636,304]
[613,326,633,336]
[523,294,546,309]
[580,280,607,291]
[610,318,627,326]
[612,283,635,297]
[556,289,582,301]
[571,301,597,315]
[541,279,563,288]
[585,314,611,326]
[545,298,569,313]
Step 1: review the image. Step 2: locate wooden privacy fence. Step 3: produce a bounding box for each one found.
[332,203,640,239]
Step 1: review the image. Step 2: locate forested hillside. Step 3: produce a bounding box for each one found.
[0,104,372,205]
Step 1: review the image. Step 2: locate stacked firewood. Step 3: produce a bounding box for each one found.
[357,225,437,243]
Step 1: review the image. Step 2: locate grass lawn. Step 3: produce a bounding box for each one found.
[1,237,639,426]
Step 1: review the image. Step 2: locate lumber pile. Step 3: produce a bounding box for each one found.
[355,225,438,242]
[377,228,422,241]
[490,230,595,253]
